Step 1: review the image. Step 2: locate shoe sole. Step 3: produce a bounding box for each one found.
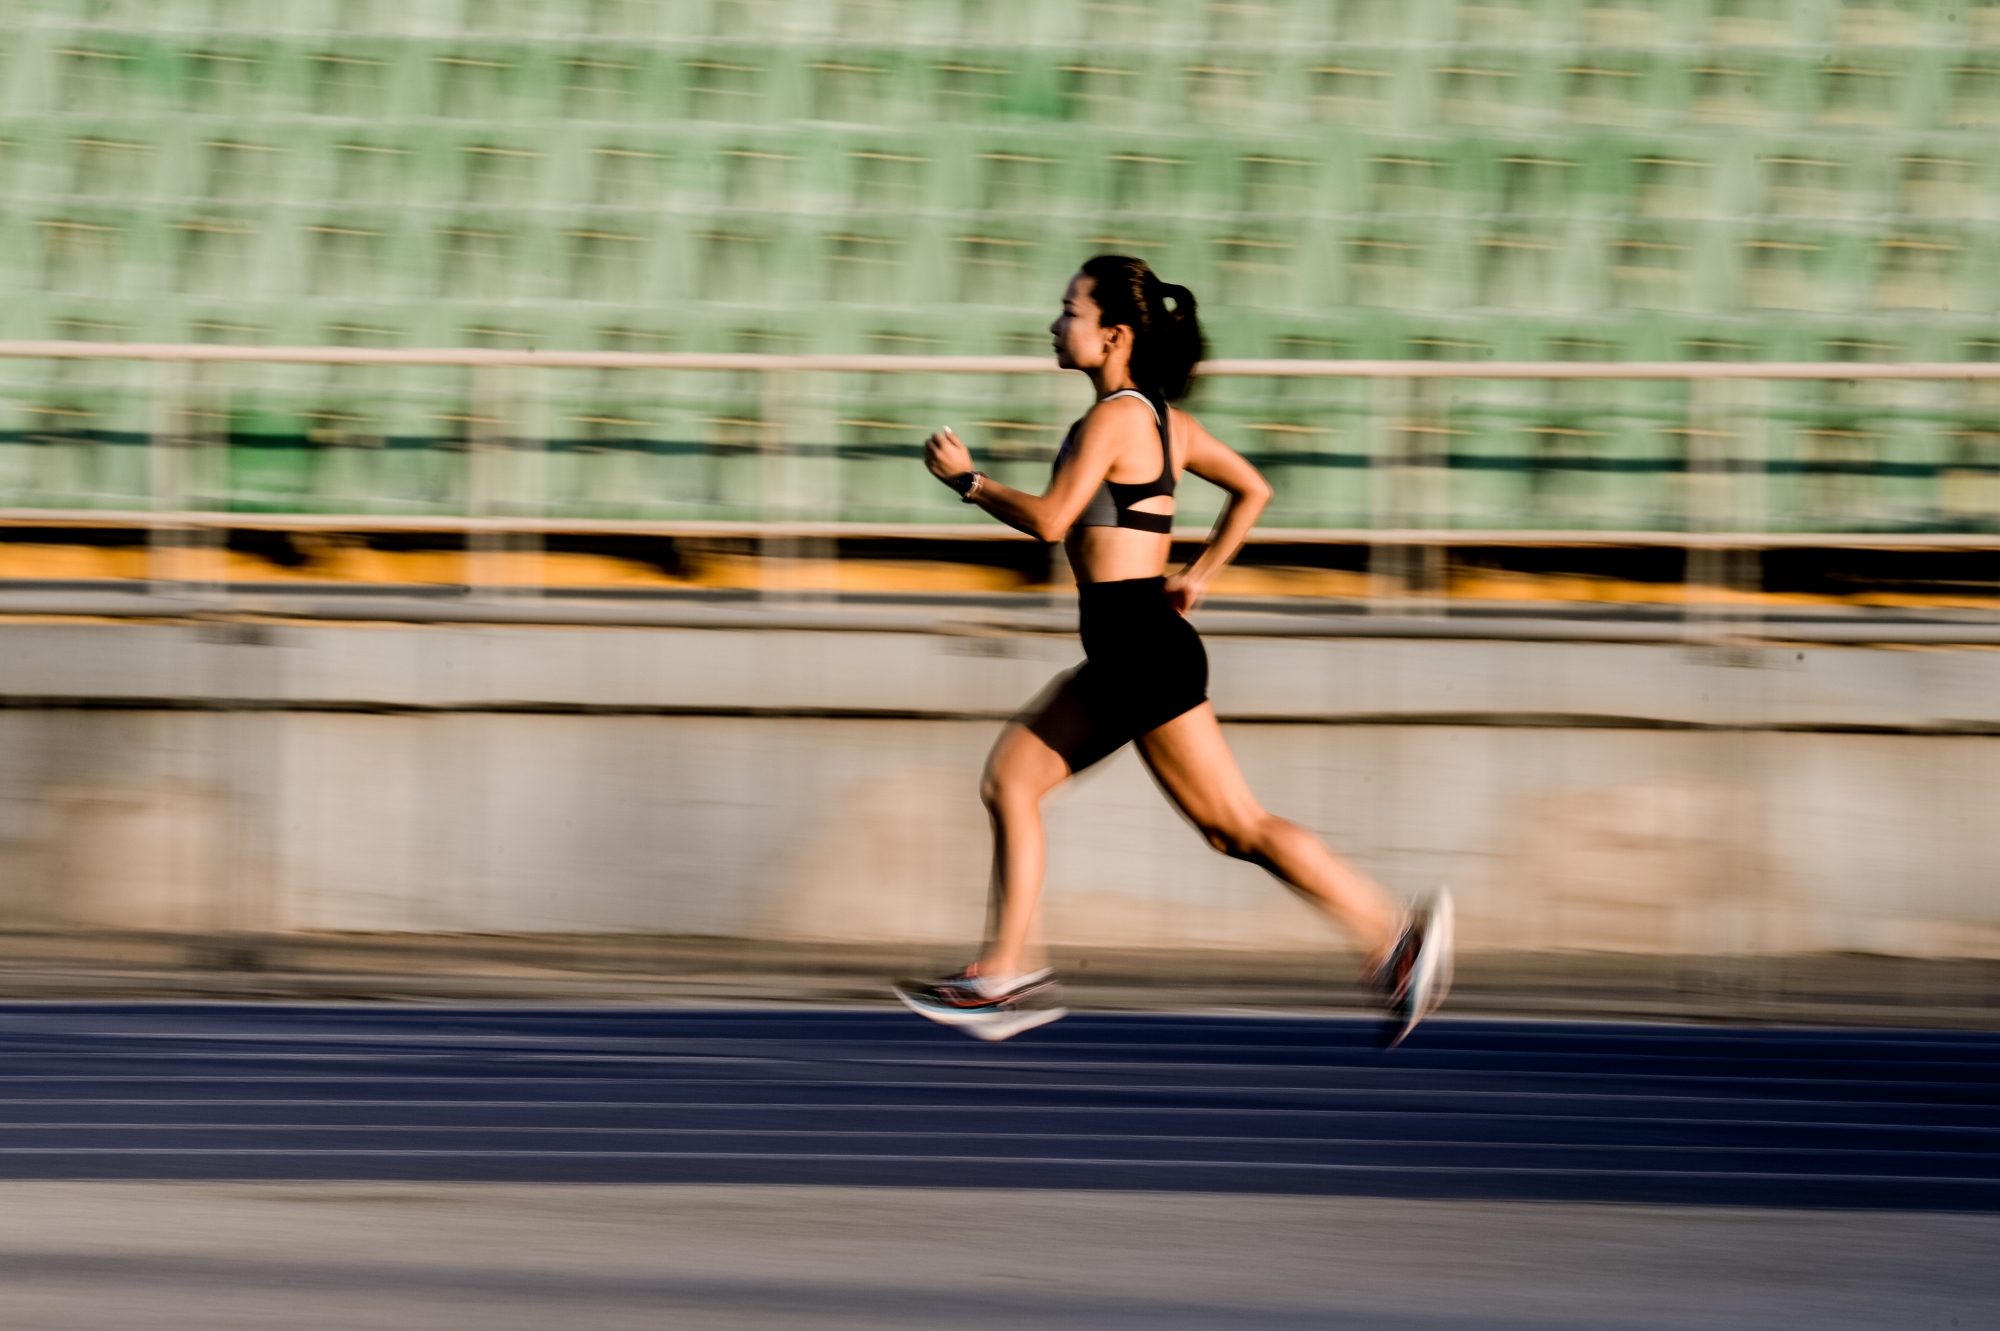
[893,984,1066,1042]
[961,1006,1067,1041]
[1423,888,1455,1015]
[1384,888,1454,1050]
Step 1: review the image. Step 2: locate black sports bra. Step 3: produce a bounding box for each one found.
[1052,388,1176,535]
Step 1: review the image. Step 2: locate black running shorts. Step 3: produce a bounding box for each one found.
[1065,575,1210,773]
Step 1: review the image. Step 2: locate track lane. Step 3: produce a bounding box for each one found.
[0,1006,1990,1208]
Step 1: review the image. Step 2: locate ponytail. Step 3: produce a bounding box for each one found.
[1079,254,1206,401]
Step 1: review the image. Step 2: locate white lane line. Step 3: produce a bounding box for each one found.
[0,1079,1977,1115]
[0,1031,1972,1051]
[42,1033,788,1047]
[28,1035,1982,1055]
[0,1126,1985,1161]
[9,1051,1979,1092]
[0,1098,1983,1121]
[0,1148,1989,1187]
[0,1054,775,1065]
[38,1029,2000,1055]
[1,1104,1985,1137]
[35,1043,1975,1077]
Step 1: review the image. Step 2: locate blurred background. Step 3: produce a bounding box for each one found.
[0,0,1997,1018]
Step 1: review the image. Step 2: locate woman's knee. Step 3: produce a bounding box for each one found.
[981,765,1047,812]
[982,742,1068,811]
[1198,811,1278,862]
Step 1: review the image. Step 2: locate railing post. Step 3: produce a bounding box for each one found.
[145,360,182,597]
[515,366,547,599]
[466,359,500,591]
[1737,378,1769,645]
[1367,375,1406,614]
[1684,378,1725,645]
[1411,376,1450,619]
[1684,376,1765,652]
[146,358,227,603]
[1368,374,1447,617]
[465,364,543,600]
[758,366,803,605]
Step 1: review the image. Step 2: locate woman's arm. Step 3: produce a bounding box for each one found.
[921,398,1153,543]
[1163,416,1273,614]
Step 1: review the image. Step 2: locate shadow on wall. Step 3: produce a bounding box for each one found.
[1508,778,1807,955]
[32,779,233,932]
[762,758,992,946]
[0,706,1993,962]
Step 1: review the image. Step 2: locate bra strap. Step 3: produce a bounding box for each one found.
[1099,388,1171,473]
[1099,388,1163,426]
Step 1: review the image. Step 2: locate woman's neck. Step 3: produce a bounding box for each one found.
[1086,365,1139,398]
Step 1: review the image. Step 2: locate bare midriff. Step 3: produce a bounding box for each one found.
[1064,519,1173,586]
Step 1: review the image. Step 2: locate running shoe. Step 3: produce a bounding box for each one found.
[1373,887,1455,1050]
[892,967,1066,1042]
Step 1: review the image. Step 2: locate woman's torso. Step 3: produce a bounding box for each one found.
[1053,391,1187,585]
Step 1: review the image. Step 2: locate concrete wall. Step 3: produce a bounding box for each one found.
[1,619,1997,958]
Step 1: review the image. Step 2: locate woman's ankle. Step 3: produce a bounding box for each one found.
[1359,917,1406,978]
[973,955,1037,986]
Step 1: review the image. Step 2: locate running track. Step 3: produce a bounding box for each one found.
[0,1005,1991,1210]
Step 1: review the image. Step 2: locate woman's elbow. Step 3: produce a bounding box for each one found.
[1024,503,1073,542]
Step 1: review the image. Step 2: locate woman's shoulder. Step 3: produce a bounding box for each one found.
[1164,402,1210,440]
[1075,391,1160,438]
[1087,391,1160,421]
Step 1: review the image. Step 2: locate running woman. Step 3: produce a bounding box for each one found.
[894,255,1451,1045]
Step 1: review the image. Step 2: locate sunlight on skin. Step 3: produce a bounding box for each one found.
[921,271,1405,988]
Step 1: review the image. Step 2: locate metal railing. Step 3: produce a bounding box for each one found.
[5,341,2000,641]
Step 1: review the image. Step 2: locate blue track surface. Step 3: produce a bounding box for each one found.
[0,1005,1992,1210]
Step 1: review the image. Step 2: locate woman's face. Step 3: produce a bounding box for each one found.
[1050,273,1116,370]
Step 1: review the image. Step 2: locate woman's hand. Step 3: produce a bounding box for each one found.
[923,428,974,487]
[1163,570,1210,616]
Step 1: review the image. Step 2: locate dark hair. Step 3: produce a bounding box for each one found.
[1079,254,1205,401]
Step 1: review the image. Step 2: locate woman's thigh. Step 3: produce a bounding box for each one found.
[984,671,1096,799]
[1134,702,1265,835]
